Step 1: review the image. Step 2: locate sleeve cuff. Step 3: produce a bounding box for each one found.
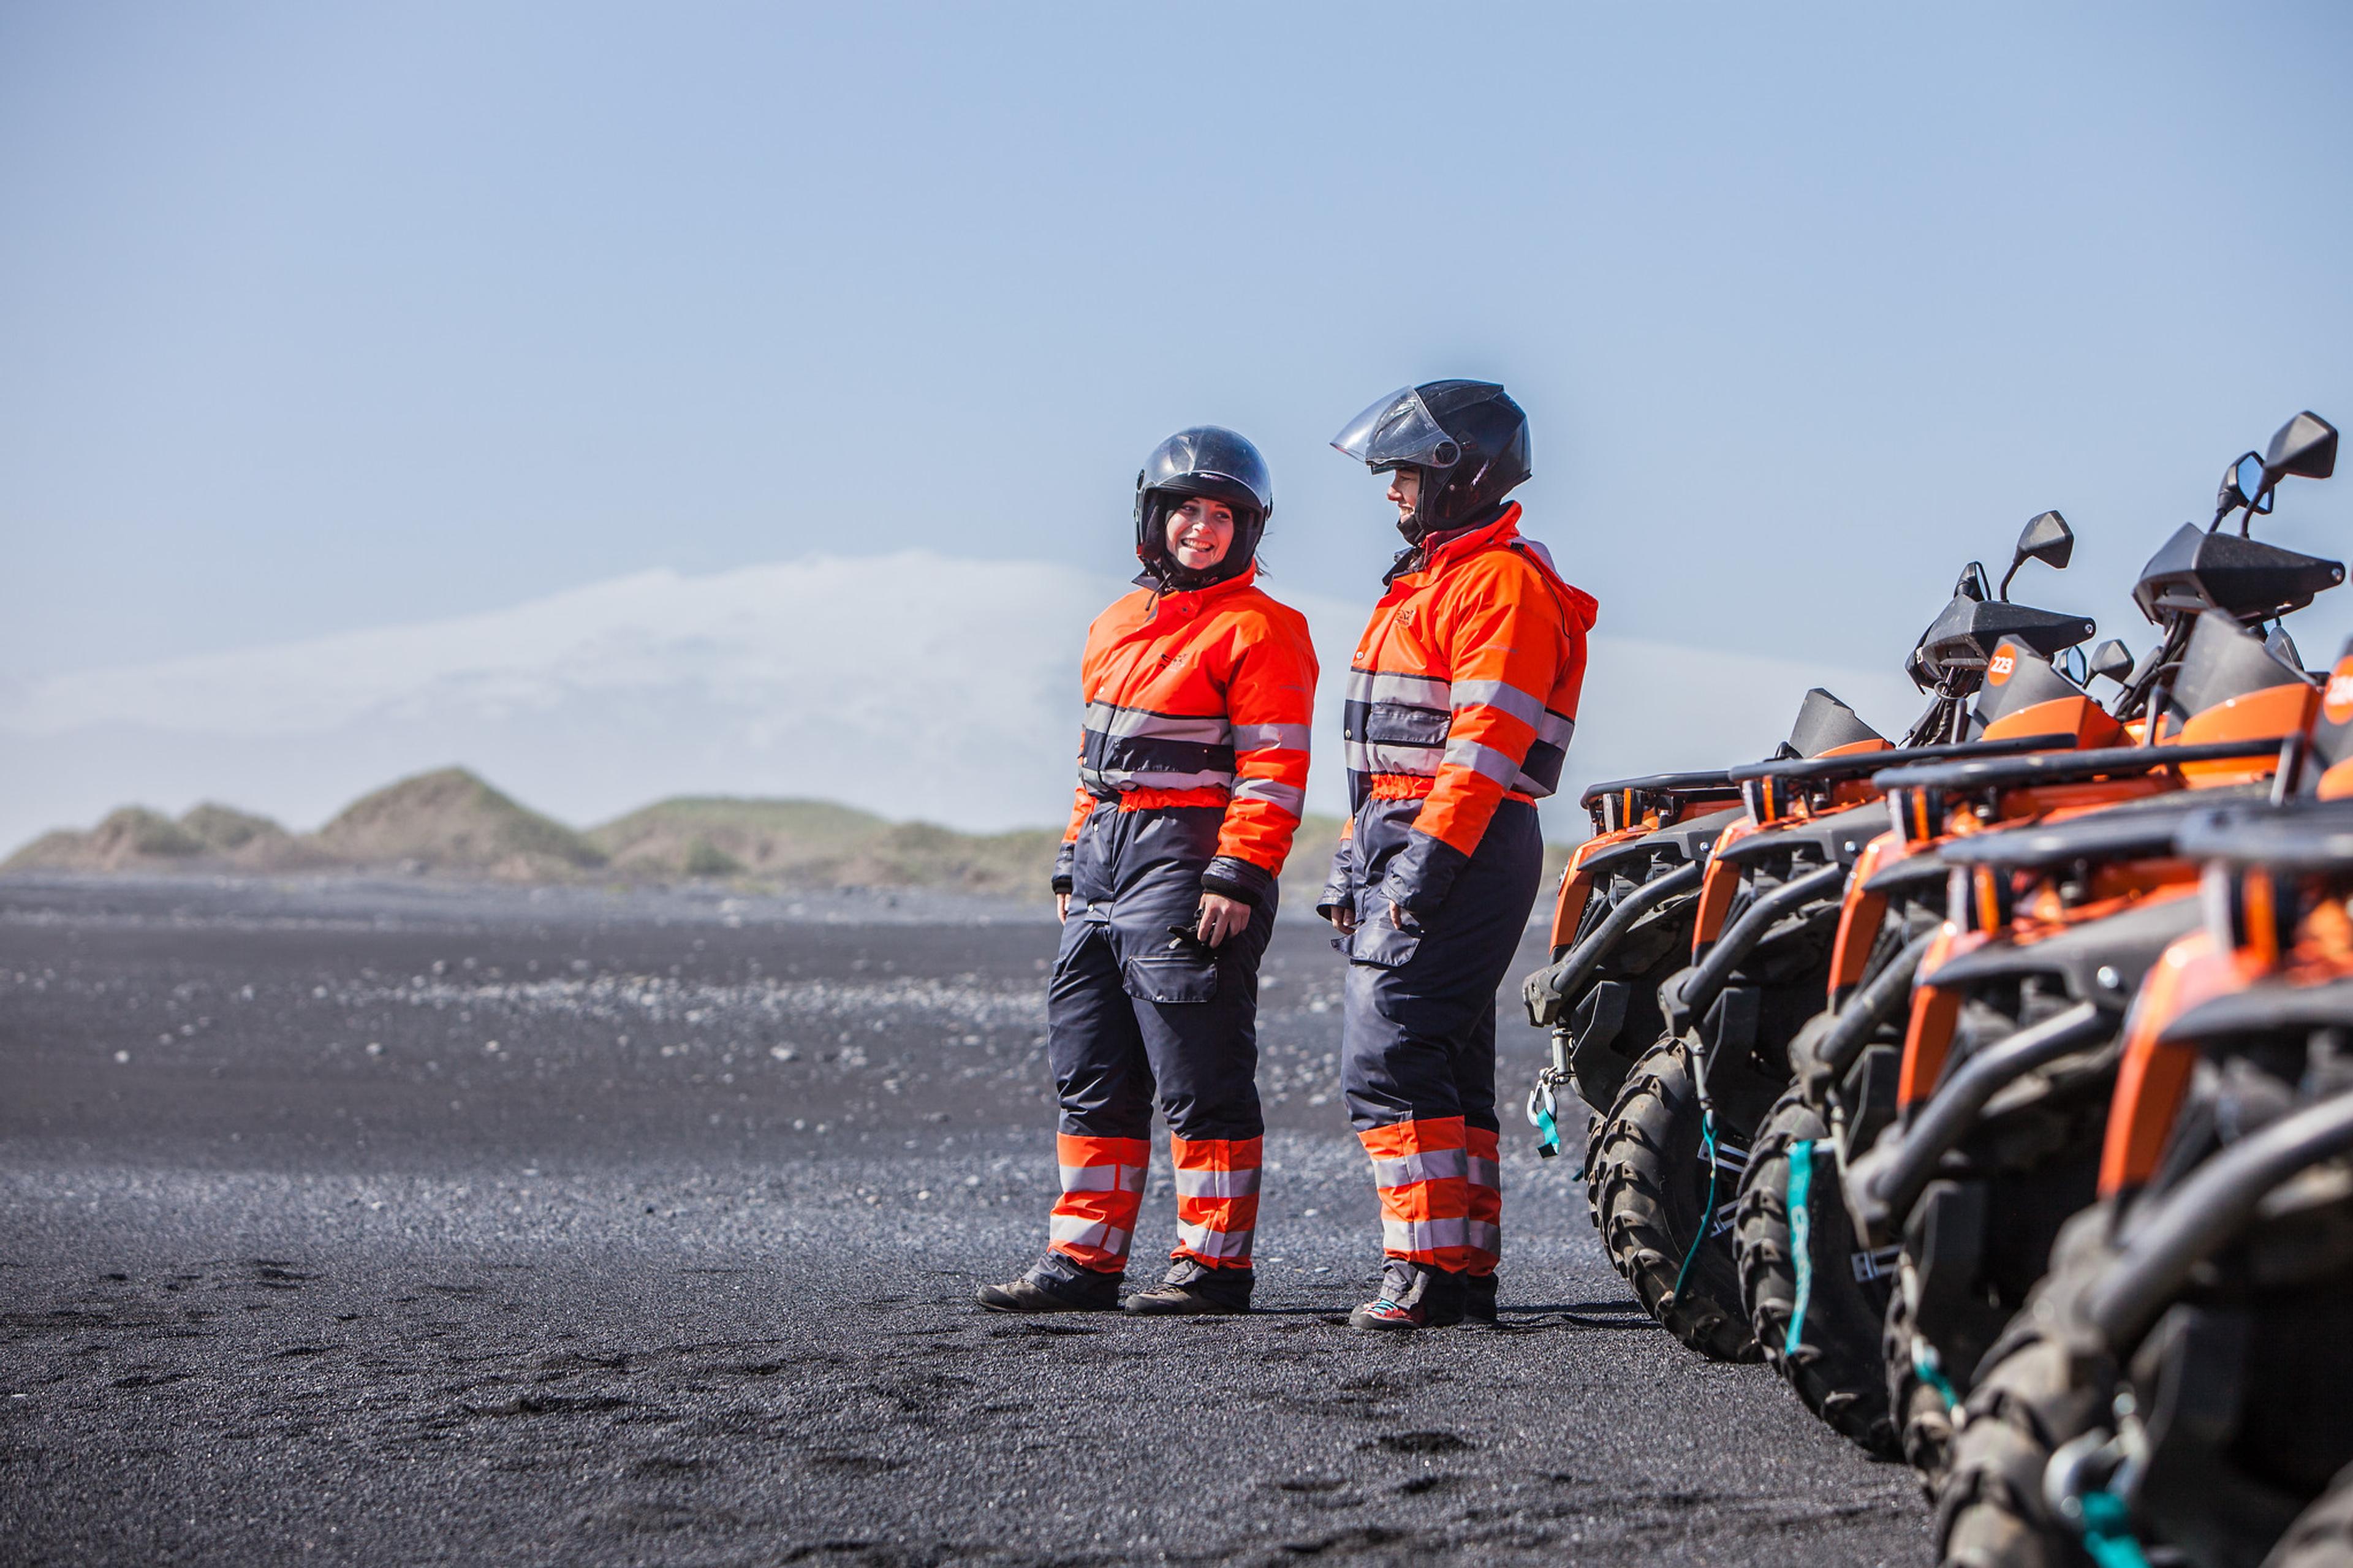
[1200,855,1273,907]
[1378,827,1469,916]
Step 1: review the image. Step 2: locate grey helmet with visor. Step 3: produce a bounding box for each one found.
[1133,425,1275,589]
[1332,380,1531,542]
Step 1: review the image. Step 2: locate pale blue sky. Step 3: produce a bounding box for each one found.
[6,2,2352,691]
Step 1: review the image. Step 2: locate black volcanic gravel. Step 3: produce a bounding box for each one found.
[0,874,1927,1565]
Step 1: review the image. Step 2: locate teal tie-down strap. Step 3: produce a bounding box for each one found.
[1672,1109,1719,1301]
[1784,1138,1816,1356]
[1911,1341,1960,1411]
[1526,1076,1580,1175]
[2076,1488,2152,1568]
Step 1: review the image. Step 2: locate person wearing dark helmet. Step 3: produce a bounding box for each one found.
[979,426,1319,1317]
[1320,382,1597,1330]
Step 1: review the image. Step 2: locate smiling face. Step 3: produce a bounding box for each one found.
[1165,496,1235,571]
[1385,467,1421,525]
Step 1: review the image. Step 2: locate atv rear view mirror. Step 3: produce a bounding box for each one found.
[2089,638,2134,685]
[1998,511,2073,600]
[2216,452,2270,525]
[2264,411,2338,485]
[2058,645,2090,686]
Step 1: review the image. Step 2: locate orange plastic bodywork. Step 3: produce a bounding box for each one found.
[1827,830,1907,995]
[1896,925,1973,1107]
[1691,816,1763,953]
[1895,882,2201,1110]
[2167,682,2316,784]
[1993,776,2177,824]
[1983,694,2127,749]
[2098,930,2260,1198]
[2319,759,2353,801]
[1549,826,1644,949]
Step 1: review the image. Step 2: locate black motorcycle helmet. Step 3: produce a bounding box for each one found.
[1331,380,1531,542]
[1132,425,1274,588]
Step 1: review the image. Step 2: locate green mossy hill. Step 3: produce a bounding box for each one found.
[588,797,1062,896]
[2,803,318,873]
[6,781,1571,900]
[590,797,889,879]
[313,768,607,879]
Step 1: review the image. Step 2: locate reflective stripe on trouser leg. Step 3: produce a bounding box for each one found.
[1464,1124,1501,1276]
[1048,1132,1148,1270]
[1358,1115,1472,1270]
[1169,1133,1260,1267]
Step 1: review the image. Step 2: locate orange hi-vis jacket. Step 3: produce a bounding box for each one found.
[1335,504,1596,914]
[1052,564,1319,906]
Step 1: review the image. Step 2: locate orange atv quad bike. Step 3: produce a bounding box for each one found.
[1561,515,2100,1361]
[1521,518,2085,1155]
[1844,411,2344,1491]
[1733,413,2341,1464]
[1727,634,2131,1453]
[1933,782,2353,1568]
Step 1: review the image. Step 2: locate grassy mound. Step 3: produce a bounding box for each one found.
[313,768,607,879]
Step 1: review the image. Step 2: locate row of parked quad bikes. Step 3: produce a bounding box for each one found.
[1519,410,2353,1568]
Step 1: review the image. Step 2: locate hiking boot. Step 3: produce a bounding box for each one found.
[1348,1258,1467,1331]
[976,1251,1122,1313]
[1120,1259,1254,1316]
[1463,1271,1498,1324]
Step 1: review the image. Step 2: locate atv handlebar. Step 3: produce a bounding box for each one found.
[1522,862,1705,1026]
[1726,732,2075,790]
[1671,861,1848,1031]
[1847,1001,2110,1247]
[1871,735,2292,797]
[2085,1088,2353,1350]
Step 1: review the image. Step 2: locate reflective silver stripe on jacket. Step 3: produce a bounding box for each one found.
[1229,777,1305,815]
[1083,701,1231,744]
[1450,678,1547,728]
[1085,766,1235,793]
[1443,737,1521,786]
[1230,721,1312,753]
[1345,668,1452,708]
[1343,738,1447,776]
[1371,1148,1469,1189]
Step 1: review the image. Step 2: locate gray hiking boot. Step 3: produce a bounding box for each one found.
[1120,1258,1254,1316]
[976,1251,1123,1313]
[1349,1258,1468,1331]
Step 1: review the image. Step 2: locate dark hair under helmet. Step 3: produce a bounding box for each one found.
[1331,381,1531,543]
[1133,425,1274,589]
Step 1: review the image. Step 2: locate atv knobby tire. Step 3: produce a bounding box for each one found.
[1934,1211,2122,1568]
[1885,1273,1959,1496]
[1734,1084,1898,1456]
[1592,1034,1759,1362]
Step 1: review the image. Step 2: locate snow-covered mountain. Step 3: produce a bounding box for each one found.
[0,551,1920,851]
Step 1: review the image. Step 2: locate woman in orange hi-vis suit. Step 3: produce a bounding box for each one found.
[1320,382,1596,1331]
[978,426,1319,1317]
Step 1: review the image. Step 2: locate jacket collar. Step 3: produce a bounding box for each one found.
[1384,503,1523,586]
[1130,559,1259,607]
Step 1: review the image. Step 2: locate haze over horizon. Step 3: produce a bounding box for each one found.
[0,548,1925,854]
